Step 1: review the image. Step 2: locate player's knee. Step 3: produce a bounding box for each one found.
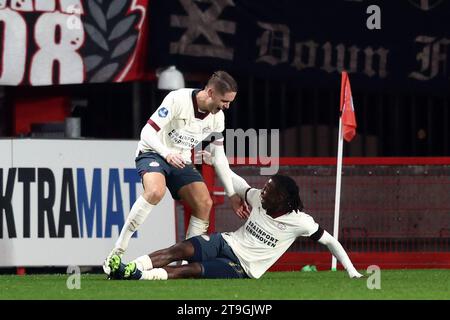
[143,187,165,204]
[196,196,213,214]
[168,243,187,260]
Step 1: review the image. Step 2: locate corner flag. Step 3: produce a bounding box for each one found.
[331,71,357,271]
[340,71,357,142]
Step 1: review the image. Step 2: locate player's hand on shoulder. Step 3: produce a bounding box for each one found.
[166,153,186,168]
[229,194,250,219]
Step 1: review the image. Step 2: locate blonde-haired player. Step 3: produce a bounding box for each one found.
[103,71,249,275]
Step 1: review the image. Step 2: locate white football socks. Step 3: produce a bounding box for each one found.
[133,255,153,271]
[185,215,209,239]
[181,216,209,265]
[140,268,168,280]
[114,196,154,252]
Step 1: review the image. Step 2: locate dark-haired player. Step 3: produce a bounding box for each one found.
[108,172,363,280]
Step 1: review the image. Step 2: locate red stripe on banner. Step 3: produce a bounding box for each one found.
[228,157,450,166]
[117,0,155,82]
[147,119,160,132]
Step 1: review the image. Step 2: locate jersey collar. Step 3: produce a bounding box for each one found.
[192,89,210,120]
[266,209,290,219]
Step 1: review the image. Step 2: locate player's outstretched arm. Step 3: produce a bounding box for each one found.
[228,169,252,199]
[317,230,364,278]
[210,143,250,218]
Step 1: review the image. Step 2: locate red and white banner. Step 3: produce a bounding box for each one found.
[0,0,150,86]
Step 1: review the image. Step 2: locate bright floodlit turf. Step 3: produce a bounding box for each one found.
[0,270,449,300]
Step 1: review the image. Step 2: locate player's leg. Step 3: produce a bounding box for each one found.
[133,259,246,280]
[157,263,203,279]
[127,232,221,275]
[165,164,212,239]
[103,152,170,274]
[131,240,195,271]
[195,258,247,279]
[188,233,247,279]
[124,234,247,281]
[113,171,166,252]
[178,182,213,239]
[121,263,202,280]
[126,233,235,280]
[107,253,202,280]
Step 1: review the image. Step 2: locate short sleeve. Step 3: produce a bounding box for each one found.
[148,91,179,131]
[210,111,225,145]
[295,213,320,238]
[213,110,225,134]
[245,188,261,208]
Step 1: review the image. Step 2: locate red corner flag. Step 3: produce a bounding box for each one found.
[340,71,357,142]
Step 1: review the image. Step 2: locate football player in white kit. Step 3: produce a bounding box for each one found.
[107,172,364,280]
[103,71,250,275]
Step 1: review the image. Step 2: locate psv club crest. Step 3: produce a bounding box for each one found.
[0,0,147,86]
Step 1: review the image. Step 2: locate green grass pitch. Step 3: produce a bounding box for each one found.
[0,270,449,300]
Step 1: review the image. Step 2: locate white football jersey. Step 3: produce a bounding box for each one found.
[137,88,225,162]
[221,188,320,279]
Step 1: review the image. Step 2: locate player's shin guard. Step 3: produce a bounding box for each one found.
[140,268,168,280]
[115,196,154,252]
[185,216,209,239]
[132,255,153,271]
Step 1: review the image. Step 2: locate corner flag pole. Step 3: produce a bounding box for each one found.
[331,114,344,271]
[332,71,356,271]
